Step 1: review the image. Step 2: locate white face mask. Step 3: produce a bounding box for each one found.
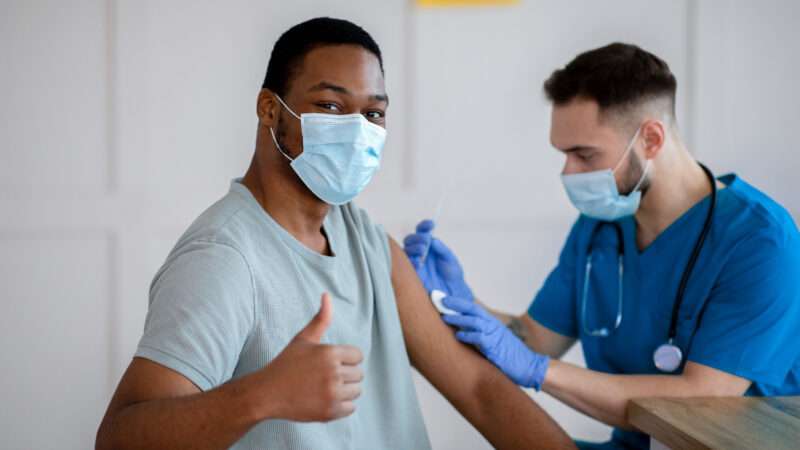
[270,94,387,205]
[560,127,650,221]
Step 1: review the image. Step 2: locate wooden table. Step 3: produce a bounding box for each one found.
[627,396,800,450]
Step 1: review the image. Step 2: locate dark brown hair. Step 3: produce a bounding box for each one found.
[544,43,677,118]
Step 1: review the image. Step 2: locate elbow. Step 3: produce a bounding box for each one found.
[615,415,636,431]
[95,416,116,450]
[602,397,638,430]
[95,429,108,450]
[95,425,109,450]
[471,366,515,423]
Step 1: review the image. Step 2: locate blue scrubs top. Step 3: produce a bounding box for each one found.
[529,174,800,450]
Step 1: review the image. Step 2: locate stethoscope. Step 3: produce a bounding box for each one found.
[580,163,717,372]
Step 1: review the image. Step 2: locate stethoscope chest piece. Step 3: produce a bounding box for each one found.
[654,341,683,372]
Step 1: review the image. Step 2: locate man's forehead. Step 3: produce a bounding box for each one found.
[292,45,385,97]
[550,99,617,148]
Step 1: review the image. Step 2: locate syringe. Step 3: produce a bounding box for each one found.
[423,179,457,315]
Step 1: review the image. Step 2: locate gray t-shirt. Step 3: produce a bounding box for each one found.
[135,179,431,450]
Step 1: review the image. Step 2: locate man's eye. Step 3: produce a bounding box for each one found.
[318,103,341,112]
[365,110,385,120]
[579,152,594,161]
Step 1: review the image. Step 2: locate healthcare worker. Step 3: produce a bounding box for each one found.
[404,42,800,450]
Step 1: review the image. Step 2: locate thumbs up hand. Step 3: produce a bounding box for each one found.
[255,293,364,422]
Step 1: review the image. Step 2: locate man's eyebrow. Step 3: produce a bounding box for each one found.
[561,145,596,153]
[370,93,389,105]
[307,81,389,105]
[308,81,351,95]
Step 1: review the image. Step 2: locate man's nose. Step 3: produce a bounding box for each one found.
[561,158,582,176]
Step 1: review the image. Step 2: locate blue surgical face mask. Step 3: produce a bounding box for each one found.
[560,127,650,221]
[269,95,387,205]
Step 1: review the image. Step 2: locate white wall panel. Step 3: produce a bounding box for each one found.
[0,235,111,450]
[0,0,109,191]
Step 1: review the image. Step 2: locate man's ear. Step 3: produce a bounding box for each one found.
[641,119,666,159]
[257,89,279,128]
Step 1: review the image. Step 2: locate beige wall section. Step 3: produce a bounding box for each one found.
[1,1,798,449]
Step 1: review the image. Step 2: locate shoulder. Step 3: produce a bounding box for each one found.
[161,180,275,276]
[174,184,264,253]
[151,239,254,300]
[337,202,391,259]
[152,188,260,299]
[713,175,800,289]
[719,174,798,246]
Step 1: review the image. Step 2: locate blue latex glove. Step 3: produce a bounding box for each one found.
[403,219,474,301]
[441,296,550,391]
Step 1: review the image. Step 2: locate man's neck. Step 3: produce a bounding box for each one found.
[241,155,332,256]
[634,148,712,251]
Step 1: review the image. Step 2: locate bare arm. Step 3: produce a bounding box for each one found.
[96,294,363,450]
[543,360,751,429]
[389,239,575,450]
[475,304,750,430]
[96,358,266,450]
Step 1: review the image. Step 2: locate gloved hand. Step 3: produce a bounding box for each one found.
[403,219,474,301]
[441,296,550,391]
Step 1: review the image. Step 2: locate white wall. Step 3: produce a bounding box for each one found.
[1,1,798,449]
[692,0,800,214]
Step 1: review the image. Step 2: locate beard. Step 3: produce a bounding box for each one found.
[274,114,297,159]
[619,149,650,196]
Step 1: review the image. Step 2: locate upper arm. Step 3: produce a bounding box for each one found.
[136,240,255,391]
[527,218,584,339]
[388,238,575,449]
[99,358,201,435]
[388,237,504,406]
[682,361,751,396]
[687,230,800,387]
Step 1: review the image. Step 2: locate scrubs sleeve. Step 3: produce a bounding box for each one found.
[688,229,800,387]
[527,217,583,338]
[135,240,255,391]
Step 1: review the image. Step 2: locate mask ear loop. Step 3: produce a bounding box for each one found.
[269,128,294,162]
[613,125,651,195]
[273,94,301,120]
[612,127,642,174]
[269,94,302,162]
[630,159,651,193]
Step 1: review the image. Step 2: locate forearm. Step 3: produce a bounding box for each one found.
[470,367,576,450]
[543,360,698,429]
[96,372,269,450]
[478,299,515,325]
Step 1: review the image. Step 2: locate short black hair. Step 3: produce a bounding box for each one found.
[262,17,384,97]
[543,43,677,119]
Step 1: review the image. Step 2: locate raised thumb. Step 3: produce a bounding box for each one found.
[296,292,333,343]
